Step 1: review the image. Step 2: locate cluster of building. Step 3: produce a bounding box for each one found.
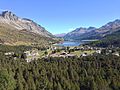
[4,45,120,62]
[4,49,40,62]
[24,49,39,62]
[49,51,76,58]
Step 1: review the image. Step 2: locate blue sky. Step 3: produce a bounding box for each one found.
[0,0,120,34]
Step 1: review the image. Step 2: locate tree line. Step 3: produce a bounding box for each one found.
[0,45,120,90]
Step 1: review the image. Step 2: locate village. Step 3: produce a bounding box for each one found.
[4,45,120,62]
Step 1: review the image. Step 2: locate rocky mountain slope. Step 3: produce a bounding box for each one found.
[0,11,57,46]
[0,11,54,37]
[64,19,120,41]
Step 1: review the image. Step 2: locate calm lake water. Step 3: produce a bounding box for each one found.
[55,41,83,47]
[55,40,97,47]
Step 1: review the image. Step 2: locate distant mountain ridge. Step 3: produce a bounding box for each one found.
[63,19,120,41]
[55,33,66,37]
[64,27,96,41]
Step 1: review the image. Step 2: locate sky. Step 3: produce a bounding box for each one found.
[0,0,120,34]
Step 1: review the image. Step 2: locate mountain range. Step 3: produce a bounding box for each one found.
[1,10,120,47]
[0,11,57,46]
[55,33,66,37]
[63,19,120,41]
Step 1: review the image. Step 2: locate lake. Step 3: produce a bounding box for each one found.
[55,41,83,47]
[55,40,97,47]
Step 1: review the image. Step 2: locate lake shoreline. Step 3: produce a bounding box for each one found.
[54,39,99,47]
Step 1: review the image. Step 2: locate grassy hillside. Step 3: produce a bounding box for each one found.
[0,24,58,47]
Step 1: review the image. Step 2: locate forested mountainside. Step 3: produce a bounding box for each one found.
[0,45,119,90]
[0,11,59,46]
[64,19,120,41]
[89,29,120,47]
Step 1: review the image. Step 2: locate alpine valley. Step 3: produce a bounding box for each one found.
[0,10,120,90]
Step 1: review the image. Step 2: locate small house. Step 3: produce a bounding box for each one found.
[81,53,88,57]
[24,50,39,62]
[96,50,101,54]
[112,52,119,56]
